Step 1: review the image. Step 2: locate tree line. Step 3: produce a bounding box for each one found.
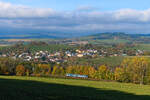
[0,57,150,85]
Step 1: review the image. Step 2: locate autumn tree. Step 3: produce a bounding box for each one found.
[88,66,97,78]
[121,57,150,84]
[97,65,108,80]
[16,65,25,76]
[114,67,129,82]
[66,66,74,74]
[51,65,59,76]
[83,66,89,75]
[59,67,65,76]
[40,64,51,75]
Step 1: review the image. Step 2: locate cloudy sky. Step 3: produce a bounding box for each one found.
[0,0,150,35]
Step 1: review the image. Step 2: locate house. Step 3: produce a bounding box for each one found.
[77,54,83,57]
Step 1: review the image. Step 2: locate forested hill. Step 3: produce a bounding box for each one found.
[80,32,150,43]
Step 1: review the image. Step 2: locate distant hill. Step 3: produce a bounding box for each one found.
[83,32,150,39]
[79,32,150,44]
[0,35,61,39]
[0,32,89,39]
[1,32,150,44]
[0,33,70,39]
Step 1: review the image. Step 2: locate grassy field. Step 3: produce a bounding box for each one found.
[28,44,75,53]
[67,56,125,67]
[88,39,130,44]
[0,76,150,100]
[134,44,150,51]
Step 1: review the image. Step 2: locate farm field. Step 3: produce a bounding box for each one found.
[88,39,131,44]
[67,56,125,67]
[134,44,150,51]
[0,76,150,100]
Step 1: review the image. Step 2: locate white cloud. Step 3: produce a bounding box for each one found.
[0,1,55,18]
[0,1,150,34]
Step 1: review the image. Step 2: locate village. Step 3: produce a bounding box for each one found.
[0,46,144,64]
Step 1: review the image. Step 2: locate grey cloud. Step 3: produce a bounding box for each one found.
[0,1,150,34]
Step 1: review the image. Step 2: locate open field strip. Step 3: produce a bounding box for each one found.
[0,75,150,95]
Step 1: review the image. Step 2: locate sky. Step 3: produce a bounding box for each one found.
[0,0,150,35]
[2,0,150,11]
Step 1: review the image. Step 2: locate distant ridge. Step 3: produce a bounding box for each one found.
[80,32,150,43]
[83,32,150,39]
[0,35,62,39]
[0,32,87,39]
[1,32,150,40]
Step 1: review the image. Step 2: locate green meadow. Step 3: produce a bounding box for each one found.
[0,76,150,100]
[67,56,125,67]
[135,44,150,51]
[88,39,130,44]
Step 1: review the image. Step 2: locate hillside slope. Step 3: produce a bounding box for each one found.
[0,76,150,100]
[80,32,150,44]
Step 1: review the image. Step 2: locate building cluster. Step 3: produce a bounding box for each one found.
[0,48,144,63]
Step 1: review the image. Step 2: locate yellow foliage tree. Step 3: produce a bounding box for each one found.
[83,66,89,75]
[51,65,59,76]
[59,67,65,76]
[16,65,25,76]
[66,66,74,74]
[88,66,96,78]
[114,67,126,82]
[97,65,107,79]
[121,57,149,84]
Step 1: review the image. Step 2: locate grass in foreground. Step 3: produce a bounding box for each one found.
[0,76,150,100]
